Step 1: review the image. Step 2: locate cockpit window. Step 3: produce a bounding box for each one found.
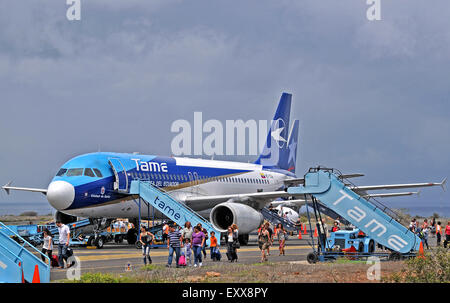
[56,168,67,177]
[66,168,83,177]
[93,169,103,178]
[84,168,95,177]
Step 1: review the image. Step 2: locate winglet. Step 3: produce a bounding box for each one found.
[2,181,12,195]
[416,190,421,197]
[441,177,447,192]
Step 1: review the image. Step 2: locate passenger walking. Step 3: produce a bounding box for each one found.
[139,226,154,265]
[225,226,239,262]
[444,221,450,248]
[264,222,273,256]
[430,217,436,238]
[209,231,220,261]
[41,228,53,263]
[436,221,442,246]
[56,220,70,269]
[202,228,209,258]
[421,219,430,249]
[258,224,270,262]
[166,225,183,268]
[162,221,169,243]
[409,218,417,233]
[276,223,287,256]
[181,221,193,242]
[192,226,206,267]
[183,238,193,266]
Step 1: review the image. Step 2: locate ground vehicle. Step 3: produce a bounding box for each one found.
[326,228,376,254]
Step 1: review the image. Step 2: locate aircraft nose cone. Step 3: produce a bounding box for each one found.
[47,181,75,210]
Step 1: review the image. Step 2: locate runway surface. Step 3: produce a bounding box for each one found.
[50,235,313,281]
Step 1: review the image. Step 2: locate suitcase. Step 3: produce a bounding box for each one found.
[51,255,59,268]
[178,255,186,266]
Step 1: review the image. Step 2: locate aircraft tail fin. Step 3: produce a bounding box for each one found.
[254,92,292,170]
[286,119,299,173]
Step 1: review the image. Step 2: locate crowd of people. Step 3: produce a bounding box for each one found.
[160,221,239,268]
[409,218,450,248]
[43,215,449,270]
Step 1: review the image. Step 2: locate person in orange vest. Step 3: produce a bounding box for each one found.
[444,221,450,248]
[162,222,169,243]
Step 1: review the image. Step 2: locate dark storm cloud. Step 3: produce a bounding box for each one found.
[0,0,448,211]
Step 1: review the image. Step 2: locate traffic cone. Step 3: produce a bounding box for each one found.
[303,224,307,235]
[32,265,40,283]
[314,227,318,237]
[298,230,302,239]
[417,241,426,260]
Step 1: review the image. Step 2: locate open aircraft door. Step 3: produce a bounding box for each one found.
[108,158,129,193]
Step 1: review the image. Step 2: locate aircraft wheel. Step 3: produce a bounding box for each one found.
[388,251,401,261]
[238,234,249,246]
[307,252,318,264]
[127,229,137,245]
[358,242,364,253]
[369,241,375,253]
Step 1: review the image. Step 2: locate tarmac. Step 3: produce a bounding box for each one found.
[49,233,441,281]
[50,234,313,281]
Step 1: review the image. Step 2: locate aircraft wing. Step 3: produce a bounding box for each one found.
[2,182,47,195]
[184,191,293,211]
[184,178,445,212]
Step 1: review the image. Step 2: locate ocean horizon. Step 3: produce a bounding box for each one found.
[0,201,449,218]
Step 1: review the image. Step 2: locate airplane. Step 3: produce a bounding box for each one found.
[2,93,447,245]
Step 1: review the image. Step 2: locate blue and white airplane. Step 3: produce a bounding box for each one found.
[2,93,446,244]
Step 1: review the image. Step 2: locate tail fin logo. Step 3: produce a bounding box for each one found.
[271,118,288,148]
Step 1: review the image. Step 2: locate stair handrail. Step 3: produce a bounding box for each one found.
[0,222,50,264]
[0,241,24,266]
[134,180,212,225]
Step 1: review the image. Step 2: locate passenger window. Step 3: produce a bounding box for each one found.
[56,168,67,177]
[84,168,95,177]
[93,169,103,178]
[66,168,83,177]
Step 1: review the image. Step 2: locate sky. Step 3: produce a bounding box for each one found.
[0,0,449,215]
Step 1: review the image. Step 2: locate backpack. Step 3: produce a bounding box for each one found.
[66,247,74,257]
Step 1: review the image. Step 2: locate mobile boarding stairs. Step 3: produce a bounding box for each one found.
[0,222,50,283]
[287,167,422,263]
[127,180,221,246]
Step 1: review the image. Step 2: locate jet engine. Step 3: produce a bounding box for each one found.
[210,202,263,235]
[54,210,78,224]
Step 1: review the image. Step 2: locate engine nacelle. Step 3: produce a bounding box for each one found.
[210,202,263,235]
[54,211,78,225]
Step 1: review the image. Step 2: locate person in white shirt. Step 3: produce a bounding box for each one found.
[56,220,71,269]
[41,228,53,263]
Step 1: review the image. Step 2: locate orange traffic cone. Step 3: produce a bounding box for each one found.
[298,230,302,239]
[303,224,307,235]
[314,227,318,237]
[32,265,40,283]
[417,241,426,260]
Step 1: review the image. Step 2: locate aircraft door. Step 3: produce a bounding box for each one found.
[108,158,129,193]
